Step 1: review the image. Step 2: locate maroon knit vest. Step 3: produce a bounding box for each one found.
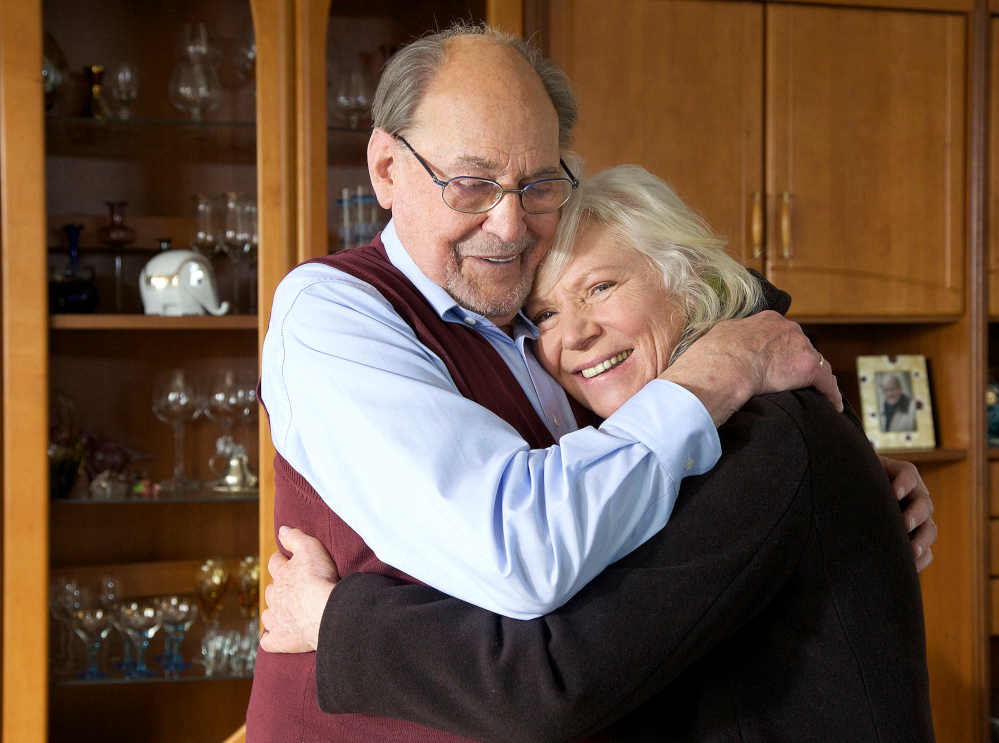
[247,237,601,742]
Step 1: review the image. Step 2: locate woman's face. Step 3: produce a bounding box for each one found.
[526,225,685,418]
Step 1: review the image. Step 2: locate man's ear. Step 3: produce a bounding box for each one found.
[368,128,396,210]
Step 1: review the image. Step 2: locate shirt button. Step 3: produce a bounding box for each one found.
[684,457,694,471]
[464,317,476,325]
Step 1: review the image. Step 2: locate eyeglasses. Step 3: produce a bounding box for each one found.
[395,135,578,215]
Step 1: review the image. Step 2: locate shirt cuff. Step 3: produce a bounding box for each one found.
[601,379,722,478]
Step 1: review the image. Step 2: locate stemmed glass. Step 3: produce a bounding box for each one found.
[168,22,222,122]
[152,370,201,494]
[195,558,230,643]
[191,194,219,256]
[159,595,199,673]
[236,556,260,637]
[97,575,127,670]
[108,62,138,119]
[205,370,239,444]
[334,70,371,129]
[70,603,114,680]
[222,192,250,312]
[118,601,162,678]
[241,198,258,314]
[49,578,85,677]
[232,371,259,445]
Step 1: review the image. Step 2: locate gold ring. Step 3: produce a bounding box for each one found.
[818,353,825,368]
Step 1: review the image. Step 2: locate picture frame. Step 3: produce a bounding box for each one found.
[856,355,935,451]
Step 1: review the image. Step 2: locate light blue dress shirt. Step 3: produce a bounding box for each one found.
[261,220,721,619]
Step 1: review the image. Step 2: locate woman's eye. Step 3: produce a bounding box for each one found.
[533,310,557,325]
[592,282,615,294]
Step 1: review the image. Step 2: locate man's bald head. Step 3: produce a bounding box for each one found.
[371,22,576,148]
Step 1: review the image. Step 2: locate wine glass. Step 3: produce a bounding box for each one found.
[70,604,114,680]
[221,192,250,312]
[108,62,138,119]
[194,558,230,642]
[97,574,126,669]
[334,70,371,129]
[205,370,239,442]
[152,370,202,494]
[159,595,199,673]
[118,601,162,678]
[168,22,222,122]
[235,556,260,637]
[232,371,259,446]
[191,194,219,256]
[241,198,258,314]
[49,578,84,677]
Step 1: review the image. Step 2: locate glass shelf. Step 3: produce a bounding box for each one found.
[52,668,252,687]
[50,314,257,330]
[46,116,257,164]
[46,116,371,167]
[52,490,259,505]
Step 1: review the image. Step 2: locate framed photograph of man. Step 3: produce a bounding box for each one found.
[856,355,935,450]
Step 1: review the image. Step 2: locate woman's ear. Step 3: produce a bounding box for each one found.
[368,128,396,210]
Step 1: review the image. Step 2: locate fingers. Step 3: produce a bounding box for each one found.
[909,515,938,568]
[900,492,934,533]
[879,457,928,501]
[276,525,309,553]
[914,543,935,573]
[267,550,288,580]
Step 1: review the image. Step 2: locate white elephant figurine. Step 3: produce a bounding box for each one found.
[139,250,229,316]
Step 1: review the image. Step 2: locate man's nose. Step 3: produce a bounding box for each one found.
[480,192,528,244]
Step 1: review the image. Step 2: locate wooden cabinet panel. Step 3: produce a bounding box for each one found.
[989,16,999,318]
[766,5,966,317]
[548,0,764,268]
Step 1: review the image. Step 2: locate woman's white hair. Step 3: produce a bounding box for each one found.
[535,164,763,365]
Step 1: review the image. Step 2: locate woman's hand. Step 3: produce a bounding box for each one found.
[260,526,340,653]
[661,311,841,427]
[879,455,937,572]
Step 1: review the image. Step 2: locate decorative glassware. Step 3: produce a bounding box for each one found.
[108,63,139,119]
[118,601,162,678]
[334,70,372,129]
[49,578,85,676]
[236,556,260,637]
[221,192,250,312]
[159,595,199,673]
[96,201,137,249]
[168,23,222,122]
[232,371,259,458]
[82,65,113,119]
[205,370,239,444]
[48,390,84,500]
[152,370,202,494]
[70,606,114,680]
[42,32,68,111]
[242,198,258,313]
[191,194,219,256]
[194,558,230,638]
[50,223,99,315]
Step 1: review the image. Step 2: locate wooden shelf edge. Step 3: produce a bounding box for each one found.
[874,447,966,463]
[49,314,258,330]
[794,315,962,325]
[988,447,999,461]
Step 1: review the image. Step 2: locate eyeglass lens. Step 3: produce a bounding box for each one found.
[444,177,574,215]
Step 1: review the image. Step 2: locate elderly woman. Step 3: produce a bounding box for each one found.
[263,166,934,742]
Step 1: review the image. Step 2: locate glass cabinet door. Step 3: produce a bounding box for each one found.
[43,2,261,740]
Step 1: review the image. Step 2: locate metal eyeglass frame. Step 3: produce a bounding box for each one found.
[394,134,579,215]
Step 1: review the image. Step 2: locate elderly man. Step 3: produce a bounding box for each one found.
[249,23,935,742]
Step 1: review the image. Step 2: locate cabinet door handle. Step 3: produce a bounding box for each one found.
[780,192,792,260]
[751,192,763,258]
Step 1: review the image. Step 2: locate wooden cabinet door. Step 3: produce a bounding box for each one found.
[766,4,966,318]
[548,0,764,269]
[989,16,999,319]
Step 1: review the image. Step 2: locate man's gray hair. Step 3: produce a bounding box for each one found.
[534,165,764,366]
[371,21,577,148]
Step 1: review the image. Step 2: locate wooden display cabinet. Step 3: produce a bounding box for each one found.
[535,0,989,740]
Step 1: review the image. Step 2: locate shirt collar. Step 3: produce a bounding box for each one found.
[381,218,539,341]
